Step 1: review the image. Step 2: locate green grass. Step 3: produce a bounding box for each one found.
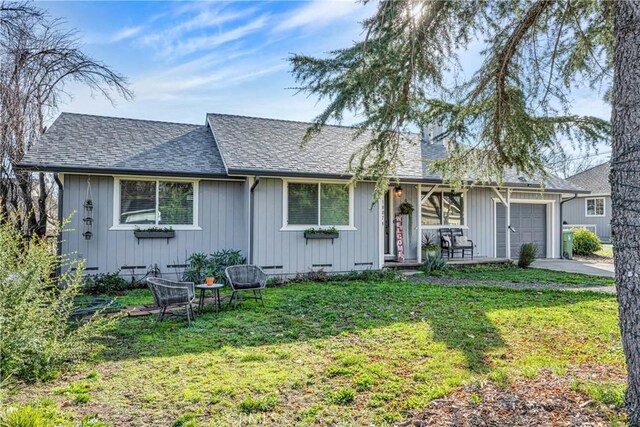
[11,280,623,426]
[425,264,614,285]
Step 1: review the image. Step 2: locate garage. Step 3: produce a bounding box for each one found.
[496,203,547,258]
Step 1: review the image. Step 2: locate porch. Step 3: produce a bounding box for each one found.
[384,257,509,269]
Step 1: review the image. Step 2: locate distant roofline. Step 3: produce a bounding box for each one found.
[566,160,610,180]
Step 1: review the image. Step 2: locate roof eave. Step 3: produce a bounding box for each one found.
[16,163,240,180]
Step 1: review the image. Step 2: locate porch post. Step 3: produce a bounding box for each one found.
[417,184,422,263]
[506,188,512,260]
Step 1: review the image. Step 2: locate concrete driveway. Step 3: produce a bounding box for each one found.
[531,259,614,278]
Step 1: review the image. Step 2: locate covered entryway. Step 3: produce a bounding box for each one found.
[496,203,547,258]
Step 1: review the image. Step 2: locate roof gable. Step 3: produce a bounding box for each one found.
[566,162,611,195]
[20,113,227,177]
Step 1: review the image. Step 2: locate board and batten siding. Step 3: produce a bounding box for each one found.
[562,196,612,242]
[421,187,562,259]
[61,174,248,278]
[252,178,380,275]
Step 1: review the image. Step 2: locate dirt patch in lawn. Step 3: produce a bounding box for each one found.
[398,369,625,427]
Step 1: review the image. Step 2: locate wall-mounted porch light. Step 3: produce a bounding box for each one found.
[394,186,403,197]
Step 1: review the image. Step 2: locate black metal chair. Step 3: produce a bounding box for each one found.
[225,265,267,307]
[146,277,196,326]
[451,228,474,258]
[439,228,453,258]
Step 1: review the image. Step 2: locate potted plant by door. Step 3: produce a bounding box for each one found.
[422,233,440,259]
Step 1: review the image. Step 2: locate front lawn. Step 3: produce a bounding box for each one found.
[424,264,614,285]
[9,280,624,426]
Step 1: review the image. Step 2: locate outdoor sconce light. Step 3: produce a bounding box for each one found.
[394,186,403,197]
[82,179,94,240]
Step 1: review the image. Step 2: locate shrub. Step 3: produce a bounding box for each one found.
[572,228,602,256]
[517,243,537,268]
[421,253,448,274]
[183,250,245,284]
[82,272,134,295]
[0,220,116,382]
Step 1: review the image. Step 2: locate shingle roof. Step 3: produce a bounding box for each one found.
[20,111,585,192]
[19,113,227,177]
[566,161,611,195]
[207,113,584,192]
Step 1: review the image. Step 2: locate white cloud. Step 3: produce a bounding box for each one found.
[274,0,361,32]
[168,15,268,56]
[111,26,143,43]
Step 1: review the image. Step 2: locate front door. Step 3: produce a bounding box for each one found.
[384,189,394,257]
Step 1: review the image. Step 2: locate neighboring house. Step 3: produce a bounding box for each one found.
[562,161,612,242]
[19,112,586,278]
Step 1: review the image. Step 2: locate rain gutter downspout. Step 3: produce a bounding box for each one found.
[560,193,578,259]
[54,173,64,277]
[249,176,260,264]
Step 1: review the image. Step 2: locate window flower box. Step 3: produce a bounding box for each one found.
[304,228,339,244]
[134,228,175,244]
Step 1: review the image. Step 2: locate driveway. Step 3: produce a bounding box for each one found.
[531,259,614,278]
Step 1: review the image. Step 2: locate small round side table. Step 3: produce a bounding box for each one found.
[196,283,224,313]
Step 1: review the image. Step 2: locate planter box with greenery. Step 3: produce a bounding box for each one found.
[133,227,175,242]
[304,227,339,244]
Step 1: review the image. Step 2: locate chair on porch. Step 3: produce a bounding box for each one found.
[439,228,474,259]
[225,265,267,307]
[439,228,453,258]
[146,277,196,326]
[451,228,474,259]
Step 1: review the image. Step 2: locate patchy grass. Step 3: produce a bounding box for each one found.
[425,264,614,285]
[9,280,624,426]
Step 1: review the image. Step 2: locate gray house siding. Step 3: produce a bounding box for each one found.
[562,196,612,242]
[61,174,248,278]
[251,178,381,275]
[422,188,562,259]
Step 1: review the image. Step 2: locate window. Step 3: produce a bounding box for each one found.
[421,191,464,226]
[585,197,605,217]
[115,178,197,228]
[284,181,352,228]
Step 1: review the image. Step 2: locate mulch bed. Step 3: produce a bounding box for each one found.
[398,370,622,427]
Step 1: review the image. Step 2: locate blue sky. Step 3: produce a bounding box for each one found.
[38,1,375,124]
[37,1,610,166]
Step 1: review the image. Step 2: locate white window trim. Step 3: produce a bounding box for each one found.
[281,179,356,231]
[111,176,200,230]
[585,197,606,217]
[420,188,468,228]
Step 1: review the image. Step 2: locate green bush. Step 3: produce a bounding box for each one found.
[183,249,246,284]
[0,220,116,382]
[517,243,537,268]
[421,253,448,274]
[82,272,135,295]
[572,228,602,255]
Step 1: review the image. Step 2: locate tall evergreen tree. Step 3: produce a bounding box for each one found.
[290,1,640,423]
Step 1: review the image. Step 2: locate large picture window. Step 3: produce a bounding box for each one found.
[421,191,464,226]
[585,197,605,217]
[285,181,352,228]
[115,178,197,228]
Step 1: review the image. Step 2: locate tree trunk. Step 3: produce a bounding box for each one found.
[612,1,640,425]
[36,172,47,236]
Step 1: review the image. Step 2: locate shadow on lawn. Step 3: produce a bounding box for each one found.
[99,282,614,373]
